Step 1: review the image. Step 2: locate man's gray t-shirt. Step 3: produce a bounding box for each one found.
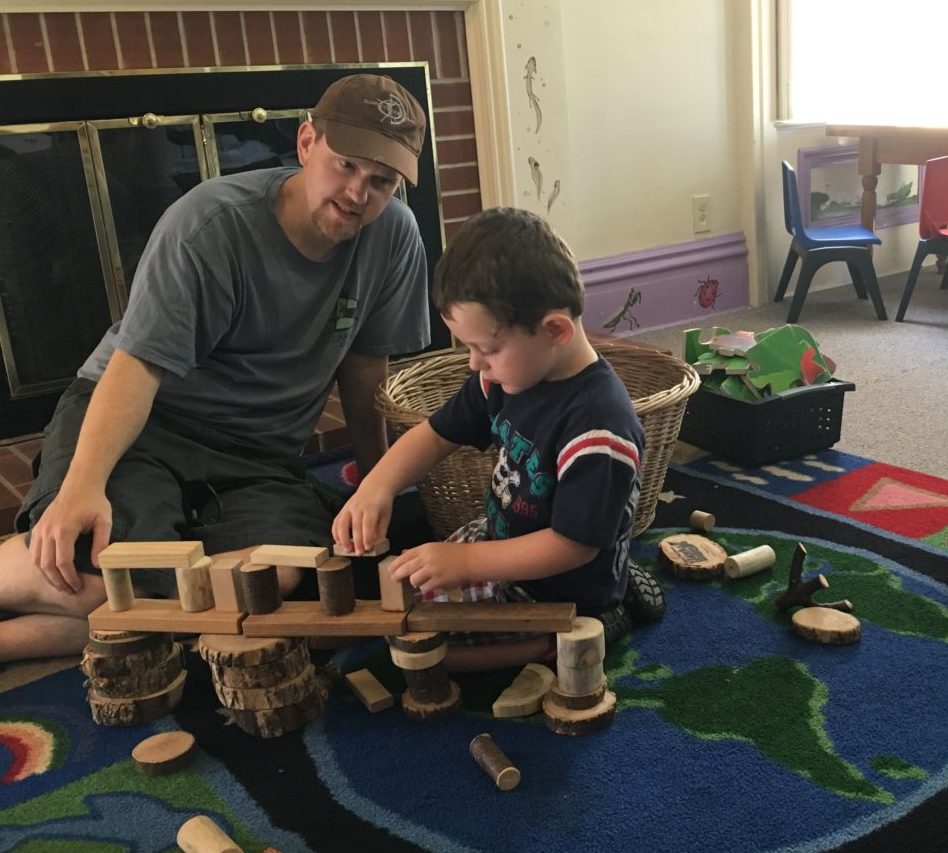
[79,167,430,456]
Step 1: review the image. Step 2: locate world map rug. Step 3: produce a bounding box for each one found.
[1,455,947,853]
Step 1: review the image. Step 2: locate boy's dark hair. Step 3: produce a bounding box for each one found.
[433,207,584,331]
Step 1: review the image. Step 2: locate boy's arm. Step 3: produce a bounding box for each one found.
[387,529,598,594]
[332,420,458,554]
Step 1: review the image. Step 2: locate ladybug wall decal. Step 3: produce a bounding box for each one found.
[694,275,720,309]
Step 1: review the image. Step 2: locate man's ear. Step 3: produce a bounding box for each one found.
[297,120,317,165]
[539,311,576,346]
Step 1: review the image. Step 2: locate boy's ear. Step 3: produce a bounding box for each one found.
[539,311,576,346]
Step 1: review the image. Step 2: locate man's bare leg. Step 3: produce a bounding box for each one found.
[0,533,106,662]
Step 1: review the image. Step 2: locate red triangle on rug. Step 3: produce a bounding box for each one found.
[850,477,948,512]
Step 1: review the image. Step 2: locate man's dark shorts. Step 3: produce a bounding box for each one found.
[17,378,337,597]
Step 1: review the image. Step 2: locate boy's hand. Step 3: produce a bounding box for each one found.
[387,542,469,594]
[331,488,394,555]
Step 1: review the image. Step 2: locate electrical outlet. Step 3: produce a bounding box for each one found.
[692,194,711,233]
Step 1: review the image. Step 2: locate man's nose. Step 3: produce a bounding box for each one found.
[345,176,369,206]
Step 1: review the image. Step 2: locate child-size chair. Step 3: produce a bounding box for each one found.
[895,155,948,321]
[773,160,887,323]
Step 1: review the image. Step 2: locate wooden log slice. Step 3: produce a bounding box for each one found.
[658,533,727,580]
[389,631,447,654]
[86,629,172,657]
[132,730,197,776]
[403,664,451,704]
[317,557,356,616]
[213,664,320,711]
[791,607,861,645]
[556,616,606,668]
[87,669,187,727]
[556,662,606,697]
[240,563,282,614]
[401,679,462,721]
[81,635,176,678]
[229,679,329,737]
[198,634,302,668]
[389,643,447,671]
[542,688,617,735]
[492,662,556,718]
[546,680,607,711]
[84,642,185,698]
[210,642,311,689]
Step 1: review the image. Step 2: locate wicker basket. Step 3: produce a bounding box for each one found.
[377,342,700,539]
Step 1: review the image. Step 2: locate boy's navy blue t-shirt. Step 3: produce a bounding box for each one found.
[428,355,646,612]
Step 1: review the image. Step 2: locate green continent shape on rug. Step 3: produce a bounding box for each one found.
[608,648,893,804]
[640,531,948,642]
[0,759,267,853]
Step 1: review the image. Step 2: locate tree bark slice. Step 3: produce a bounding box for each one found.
[401,679,462,720]
[658,533,727,580]
[791,607,861,644]
[469,733,521,791]
[546,680,607,711]
[132,730,197,776]
[403,664,451,704]
[317,557,355,616]
[87,669,187,726]
[491,662,555,718]
[543,688,617,735]
[389,631,447,653]
[198,634,302,668]
[209,643,311,689]
[86,629,173,657]
[213,664,320,710]
[83,642,185,698]
[81,635,176,677]
[228,680,329,737]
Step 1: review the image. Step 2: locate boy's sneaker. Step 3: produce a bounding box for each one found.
[624,562,666,624]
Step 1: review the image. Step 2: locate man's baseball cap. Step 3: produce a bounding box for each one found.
[312,74,427,186]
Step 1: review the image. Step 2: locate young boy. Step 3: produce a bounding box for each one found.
[332,207,665,671]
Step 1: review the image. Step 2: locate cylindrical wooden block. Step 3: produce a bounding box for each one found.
[239,564,282,615]
[469,733,521,791]
[176,814,243,853]
[102,568,135,611]
[556,616,606,669]
[389,632,447,653]
[317,557,355,616]
[389,643,447,671]
[404,664,452,704]
[176,556,214,612]
[87,669,187,727]
[82,642,185,698]
[690,510,716,532]
[724,545,776,579]
[556,662,606,697]
[791,607,861,645]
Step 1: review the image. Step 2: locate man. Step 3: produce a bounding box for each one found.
[0,73,431,661]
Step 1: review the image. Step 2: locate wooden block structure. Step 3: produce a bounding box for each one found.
[81,629,188,727]
[198,634,329,738]
[98,541,205,612]
[389,632,461,720]
[543,617,617,735]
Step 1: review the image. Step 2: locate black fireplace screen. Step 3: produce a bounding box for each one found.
[0,64,448,439]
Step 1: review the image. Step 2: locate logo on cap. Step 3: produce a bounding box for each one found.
[364,96,409,126]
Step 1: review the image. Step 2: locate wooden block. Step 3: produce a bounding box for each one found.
[209,643,311,689]
[389,643,447,671]
[198,634,302,668]
[492,662,556,718]
[724,545,776,579]
[556,616,606,668]
[249,544,330,568]
[389,631,446,653]
[316,557,355,616]
[98,541,204,570]
[470,732,521,791]
[378,555,415,612]
[689,510,716,532]
[543,687,617,735]
[176,556,214,612]
[332,537,390,557]
[88,599,245,634]
[83,641,185,698]
[658,533,727,580]
[213,665,320,711]
[791,607,861,645]
[132,730,197,776]
[406,601,576,633]
[345,668,394,712]
[240,564,281,615]
[102,568,135,611]
[401,679,461,720]
[242,600,408,637]
[88,669,187,727]
[177,815,242,853]
[209,558,245,612]
[86,629,172,657]
[557,662,606,697]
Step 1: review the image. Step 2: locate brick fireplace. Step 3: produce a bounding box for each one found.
[0,8,485,535]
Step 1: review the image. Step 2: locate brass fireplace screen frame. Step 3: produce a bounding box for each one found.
[0,63,443,412]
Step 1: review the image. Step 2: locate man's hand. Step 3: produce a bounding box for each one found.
[28,485,112,594]
[332,487,395,555]
[386,542,470,594]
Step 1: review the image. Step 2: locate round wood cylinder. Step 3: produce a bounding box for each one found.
[198,634,302,668]
[556,661,606,697]
[239,564,281,615]
[176,556,214,612]
[469,733,521,791]
[132,730,197,776]
[724,544,776,579]
[389,631,447,654]
[102,568,135,611]
[791,607,861,645]
[690,510,716,532]
[317,557,355,616]
[556,616,606,669]
[404,664,452,704]
[82,641,185,698]
[87,629,172,657]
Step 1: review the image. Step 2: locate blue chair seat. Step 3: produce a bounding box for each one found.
[774,160,887,322]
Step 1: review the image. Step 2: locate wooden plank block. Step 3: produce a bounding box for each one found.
[242,599,407,637]
[345,668,394,712]
[209,557,245,612]
[406,601,576,633]
[332,537,390,558]
[98,541,205,570]
[88,599,245,634]
[249,544,330,568]
[378,555,415,612]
